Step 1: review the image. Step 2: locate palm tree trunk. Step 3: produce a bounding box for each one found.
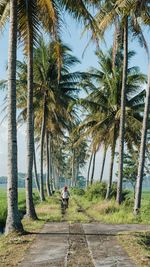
[25,13,37,219]
[33,142,40,194]
[51,140,55,192]
[106,133,116,199]
[72,148,75,186]
[49,134,53,193]
[5,0,23,234]
[116,17,128,204]
[99,146,107,182]
[112,17,120,69]
[46,131,51,196]
[87,153,93,187]
[51,142,56,191]
[90,152,96,185]
[40,93,46,201]
[75,161,79,186]
[133,65,150,214]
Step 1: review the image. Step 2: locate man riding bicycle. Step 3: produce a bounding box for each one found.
[61,186,70,208]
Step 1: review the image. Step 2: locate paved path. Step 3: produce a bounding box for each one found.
[18,223,150,267]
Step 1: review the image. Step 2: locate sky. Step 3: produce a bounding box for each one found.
[0,14,149,181]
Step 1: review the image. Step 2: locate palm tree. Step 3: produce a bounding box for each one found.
[92,0,148,203]
[5,0,23,234]
[78,48,146,198]
[112,0,150,212]
[126,0,150,215]
[15,38,82,195]
[116,16,128,203]
[17,0,40,218]
[134,69,150,214]
[0,0,100,222]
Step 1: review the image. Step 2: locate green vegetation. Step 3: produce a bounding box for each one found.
[72,184,150,225]
[119,232,150,267]
[1,185,150,229]
[0,186,150,266]
[0,189,40,227]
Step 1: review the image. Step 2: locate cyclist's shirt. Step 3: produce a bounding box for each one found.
[62,190,70,199]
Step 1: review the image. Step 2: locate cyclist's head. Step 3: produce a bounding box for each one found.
[64,186,68,191]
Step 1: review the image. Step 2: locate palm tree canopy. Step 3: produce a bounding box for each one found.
[77,48,147,151]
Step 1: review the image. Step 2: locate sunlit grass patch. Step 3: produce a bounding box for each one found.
[119,231,150,266]
[0,189,40,227]
[0,215,45,267]
[85,200,145,224]
[36,196,62,222]
[65,198,90,223]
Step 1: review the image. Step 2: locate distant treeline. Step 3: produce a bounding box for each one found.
[0,173,86,189]
[0,173,35,188]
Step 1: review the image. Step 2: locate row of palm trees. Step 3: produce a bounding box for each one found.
[3,0,98,234]
[1,0,150,234]
[78,48,146,199]
[93,0,150,215]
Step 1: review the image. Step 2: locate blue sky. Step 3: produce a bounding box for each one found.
[0,14,149,179]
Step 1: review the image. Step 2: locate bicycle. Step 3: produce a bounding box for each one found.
[61,198,68,214]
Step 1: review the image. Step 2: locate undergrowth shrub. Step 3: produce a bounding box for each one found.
[85,182,107,200]
[85,182,130,201]
[104,205,119,214]
[123,197,134,207]
[71,188,85,196]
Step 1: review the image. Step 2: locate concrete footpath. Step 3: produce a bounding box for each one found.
[18,222,150,267]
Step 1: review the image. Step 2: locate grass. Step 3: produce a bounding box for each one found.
[0,191,62,267]
[0,189,7,226]
[118,231,150,267]
[65,197,91,223]
[72,190,150,225]
[0,189,40,227]
[0,187,150,266]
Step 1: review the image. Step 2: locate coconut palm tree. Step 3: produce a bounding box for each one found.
[92,0,146,203]
[78,48,146,198]
[13,38,83,196]
[5,0,23,234]
[120,0,150,215]
[0,0,100,226]
[111,0,150,212]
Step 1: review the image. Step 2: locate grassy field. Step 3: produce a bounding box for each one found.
[0,189,40,227]
[0,187,150,226]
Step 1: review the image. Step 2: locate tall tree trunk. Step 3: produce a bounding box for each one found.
[72,148,75,186]
[53,164,57,189]
[5,0,23,234]
[75,161,79,186]
[46,131,51,196]
[51,141,56,191]
[133,65,150,215]
[99,146,107,182]
[112,17,119,69]
[90,152,96,185]
[49,134,53,193]
[25,10,37,219]
[87,153,93,187]
[116,17,128,204]
[40,93,46,201]
[106,132,116,199]
[33,142,40,194]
